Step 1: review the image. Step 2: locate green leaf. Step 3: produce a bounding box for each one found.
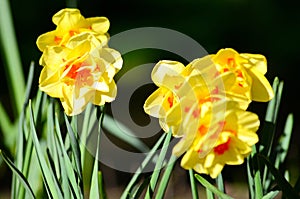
[55,113,83,199]
[0,0,25,115]
[274,114,293,169]
[120,133,166,199]
[195,174,234,199]
[247,156,255,199]
[206,188,214,199]
[98,171,107,199]
[29,101,63,199]
[154,155,177,199]
[145,130,172,198]
[258,154,300,199]
[261,191,279,199]
[64,114,83,180]
[55,131,71,199]
[216,173,224,194]
[189,169,199,199]
[131,176,151,199]
[0,150,36,199]
[89,123,101,199]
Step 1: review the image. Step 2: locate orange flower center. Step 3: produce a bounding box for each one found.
[213,138,231,155]
[65,62,82,79]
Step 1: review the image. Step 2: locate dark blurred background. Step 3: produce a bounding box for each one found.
[1,0,300,198]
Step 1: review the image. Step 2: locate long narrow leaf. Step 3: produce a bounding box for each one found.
[145,130,172,198]
[29,101,63,199]
[258,154,299,199]
[55,113,83,199]
[154,155,177,199]
[120,133,166,199]
[261,191,279,199]
[189,169,199,199]
[274,114,293,168]
[0,0,25,115]
[64,114,83,180]
[195,174,234,199]
[0,150,36,199]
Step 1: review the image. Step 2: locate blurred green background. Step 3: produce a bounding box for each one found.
[1,0,299,197]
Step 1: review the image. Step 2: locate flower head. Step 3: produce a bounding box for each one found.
[180,102,259,178]
[37,9,122,116]
[144,48,274,178]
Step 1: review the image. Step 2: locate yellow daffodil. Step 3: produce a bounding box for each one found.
[144,48,274,178]
[144,59,235,137]
[180,101,260,178]
[39,33,122,116]
[36,8,109,52]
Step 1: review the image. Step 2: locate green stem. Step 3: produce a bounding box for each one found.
[0,0,25,116]
[189,169,199,199]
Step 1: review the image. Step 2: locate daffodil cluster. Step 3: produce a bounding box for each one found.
[36,8,122,115]
[144,48,274,178]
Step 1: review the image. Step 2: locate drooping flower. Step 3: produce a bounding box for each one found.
[36,8,109,52]
[180,101,260,178]
[37,9,122,116]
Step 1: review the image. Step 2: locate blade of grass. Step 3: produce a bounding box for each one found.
[0,150,36,199]
[251,146,263,199]
[54,126,71,199]
[98,171,107,199]
[145,130,172,199]
[216,173,225,194]
[0,0,25,115]
[154,155,177,199]
[195,174,233,199]
[258,154,300,199]
[261,190,279,199]
[259,78,283,191]
[274,114,293,169]
[29,101,63,199]
[55,113,83,199]
[64,114,83,180]
[247,156,255,199]
[13,62,35,198]
[89,120,101,199]
[189,169,199,199]
[206,188,214,199]
[131,176,151,199]
[120,133,166,199]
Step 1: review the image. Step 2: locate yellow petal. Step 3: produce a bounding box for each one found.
[240,53,267,74]
[36,31,57,52]
[39,67,64,98]
[247,67,274,102]
[93,80,117,106]
[151,60,185,90]
[52,8,84,31]
[87,17,110,34]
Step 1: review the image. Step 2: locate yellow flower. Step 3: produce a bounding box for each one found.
[144,48,274,178]
[39,33,122,115]
[144,59,235,137]
[36,8,109,52]
[180,101,260,178]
